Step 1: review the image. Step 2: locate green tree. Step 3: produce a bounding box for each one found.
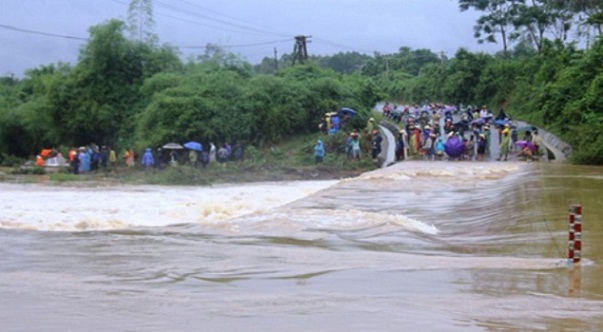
[512,1,556,52]
[460,0,525,56]
[40,20,181,147]
[442,48,493,104]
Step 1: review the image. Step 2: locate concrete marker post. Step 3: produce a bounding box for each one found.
[567,204,582,297]
[568,204,582,264]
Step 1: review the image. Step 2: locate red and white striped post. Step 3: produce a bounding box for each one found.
[568,204,583,264]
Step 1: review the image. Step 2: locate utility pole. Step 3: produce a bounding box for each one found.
[127,0,156,43]
[274,47,278,71]
[292,35,311,65]
[439,51,446,73]
[385,56,390,78]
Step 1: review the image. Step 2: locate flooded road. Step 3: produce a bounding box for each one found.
[1,162,602,331]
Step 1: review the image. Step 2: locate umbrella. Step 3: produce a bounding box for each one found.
[453,121,470,131]
[515,140,536,152]
[162,142,184,150]
[184,141,203,152]
[471,118,486,125]
[494,119,509,126]
[517,125,536,132]
[444,135,465,158]
[443,106,457,113]
[338,107,357,116]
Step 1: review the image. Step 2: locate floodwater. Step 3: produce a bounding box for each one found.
[1,162,602,331]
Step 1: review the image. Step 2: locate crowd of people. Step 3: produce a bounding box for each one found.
[314,113,384,164]
[314,102,544,165]
[34,103,543,174]
[33,141,246,174]
[383,102,542,162]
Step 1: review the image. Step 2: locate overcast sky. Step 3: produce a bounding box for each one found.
[0,0,499,77]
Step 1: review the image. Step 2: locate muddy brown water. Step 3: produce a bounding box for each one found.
[1,161,602,331]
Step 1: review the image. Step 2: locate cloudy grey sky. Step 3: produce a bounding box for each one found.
[0,0,498,77]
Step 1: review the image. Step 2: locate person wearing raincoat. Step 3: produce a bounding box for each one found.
[396,129,406,161]
[314,139,325,164]
[351,132,361,160]
[408,124,418,158]
[124,149,135,167]
[83,148,91,172]
[422,133,436,161]
[36,155,44,167]
[497,128,511,161]
[189,149,198,168]
[465,135,475,161]
[209,142,216,162]
[434,136,446,160]
[141,148,155,170]
[78,147,87,173]
[477,134,487,161]
[484,125,491,157]
[371,129,383,160]
[109,147,117,169]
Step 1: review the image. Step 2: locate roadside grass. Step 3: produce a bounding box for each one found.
[48,173,87,183]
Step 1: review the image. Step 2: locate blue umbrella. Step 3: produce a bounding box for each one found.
[444,135,465,158]
[494,119,508,126]
[338,107,357,116]
[184,141,203,152]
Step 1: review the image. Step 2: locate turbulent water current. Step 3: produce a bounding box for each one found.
[1,161,602,331]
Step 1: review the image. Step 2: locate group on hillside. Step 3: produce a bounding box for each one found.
[33,144,116,174]
[314,107,385,164]
[33,140,246,174]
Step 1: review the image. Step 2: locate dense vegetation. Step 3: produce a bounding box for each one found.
[0,20,383,165]
[1,0,603,165]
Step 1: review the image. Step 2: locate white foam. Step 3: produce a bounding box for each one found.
[235,208,439,236]
[0,181,337,232]
[354,161,527,182]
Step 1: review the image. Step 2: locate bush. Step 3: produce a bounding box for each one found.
[30,167,46,175]
[0,154,24,167]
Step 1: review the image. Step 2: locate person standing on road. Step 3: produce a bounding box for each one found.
[497,129,511,161]
[314,139,325,164]
[371,129,383,160]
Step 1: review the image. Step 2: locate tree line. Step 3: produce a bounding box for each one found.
[0,19,383,165]
[1,0,603,165]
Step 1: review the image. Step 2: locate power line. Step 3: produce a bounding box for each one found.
[110,0,273,37]
[154,0,280,37]
[178,38,291,49]
[172,0,292,38]
[109,0,129,6]
[154,10,277,37]
[0,21,442,64]
[0,21,290,55]
[313,37,375,54]
[0,23,88,41]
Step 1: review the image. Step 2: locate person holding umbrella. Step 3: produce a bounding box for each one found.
[184,142,202,168]
[189,149,198,168]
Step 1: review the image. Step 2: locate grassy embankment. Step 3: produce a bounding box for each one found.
[0,133,378,186]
